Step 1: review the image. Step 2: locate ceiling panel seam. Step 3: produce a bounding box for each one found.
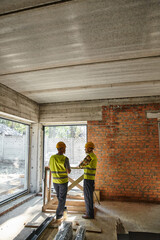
[0,0,74,17]
[0,55,160,77]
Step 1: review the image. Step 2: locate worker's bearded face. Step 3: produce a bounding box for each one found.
[85,147,92,153]
[57,147,66,154]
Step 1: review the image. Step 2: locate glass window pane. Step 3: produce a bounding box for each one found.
[0,118,29,203]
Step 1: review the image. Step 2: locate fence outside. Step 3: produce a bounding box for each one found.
[0,134,27,162]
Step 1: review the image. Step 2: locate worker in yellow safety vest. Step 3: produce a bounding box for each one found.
[49,141,71,220]
[78,142,98,219]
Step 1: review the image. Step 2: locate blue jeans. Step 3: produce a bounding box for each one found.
[53,182,68,219]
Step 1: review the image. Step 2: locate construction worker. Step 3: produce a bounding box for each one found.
[78,142,98,219]
[49,141,71,220]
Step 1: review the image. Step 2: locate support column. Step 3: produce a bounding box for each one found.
[29,123,43,193]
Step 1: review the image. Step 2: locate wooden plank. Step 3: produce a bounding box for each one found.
[93,190,100,203]
[41,209,56,214]
[68,174,84,192]
[66,195,84,200]
[43,209,85,214]
[48,171,52,201]
[38,228,57,240]
[66,200,85,206]
[25,221,102,233]
[45,199,85,207]
[43,167,48,206]
[72,225,102,233]
[46,205,86,212]
[72,217,102,233]
[42,197,57,212]
[38,193,84,200]
[25,223,40,228]
[66,206,86,212]
[25,218,60,229]
[68,177,83,191]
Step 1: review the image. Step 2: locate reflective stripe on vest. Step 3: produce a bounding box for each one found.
[49,154,68,184]
[83,167,96,170]
[84,173,95,176]
[84,152,97,180]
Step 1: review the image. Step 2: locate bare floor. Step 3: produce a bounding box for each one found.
[0,196,160,240]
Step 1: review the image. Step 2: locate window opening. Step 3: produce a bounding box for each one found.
[44,125,87,193]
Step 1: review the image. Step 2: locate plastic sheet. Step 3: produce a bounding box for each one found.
[75,226,86,240]
[54,221,73,240]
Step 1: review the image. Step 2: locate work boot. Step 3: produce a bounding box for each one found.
[56,215,63,221]
[82,214,94,219]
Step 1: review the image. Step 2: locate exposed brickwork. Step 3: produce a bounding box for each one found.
[88,103,160,202]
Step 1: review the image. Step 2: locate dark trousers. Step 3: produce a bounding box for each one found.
[83,179,95,218]
[53,182,68,219]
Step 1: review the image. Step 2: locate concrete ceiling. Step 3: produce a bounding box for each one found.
[0,0,160,104]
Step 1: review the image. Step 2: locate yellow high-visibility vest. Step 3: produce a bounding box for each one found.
[49,154,68,184]
[84,152,97,180]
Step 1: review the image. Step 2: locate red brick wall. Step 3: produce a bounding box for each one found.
[88,103,160,202]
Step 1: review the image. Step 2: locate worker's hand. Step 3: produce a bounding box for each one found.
[67,169,71,174]
[45,166,50,170]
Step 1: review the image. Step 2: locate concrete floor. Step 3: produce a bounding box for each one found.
[0,196,160,240]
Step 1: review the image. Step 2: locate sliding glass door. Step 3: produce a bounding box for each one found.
[0,118,29,203]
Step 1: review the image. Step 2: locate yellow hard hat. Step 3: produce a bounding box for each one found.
[85,142,95,149]
[56,141,66,149]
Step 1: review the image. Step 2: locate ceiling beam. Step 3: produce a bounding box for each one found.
[0,83,39,122]
[21,79,160,95]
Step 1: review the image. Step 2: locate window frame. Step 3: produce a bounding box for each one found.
[43,124,87,179]
[0,117,30,205]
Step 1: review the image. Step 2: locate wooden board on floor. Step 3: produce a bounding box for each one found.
[25,219,102,233]
[38,228,58,240]
[71,215,102,233]
[72,224,102,233]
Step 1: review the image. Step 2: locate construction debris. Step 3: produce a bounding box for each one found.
[54,221,73,240]
[25,216,55,240]
[75,226,86,240]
